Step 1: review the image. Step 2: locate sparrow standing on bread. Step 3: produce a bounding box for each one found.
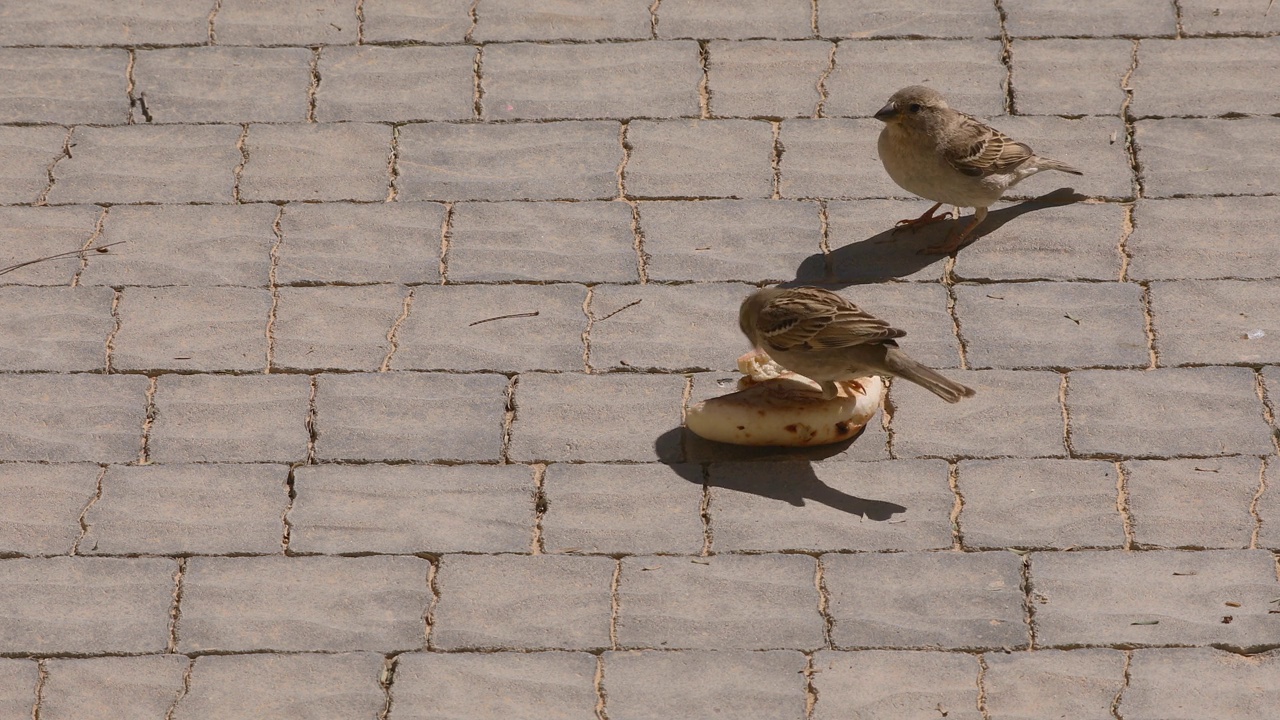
[875,85,1083,254]
[739,286,975,404]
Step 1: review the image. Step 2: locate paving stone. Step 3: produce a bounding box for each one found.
[0,126,69,204]
[48,125,241,205]
[391,652,599,720]
[0,557,173,654]
[84,204,277,287]
[825,40,1006,118]
[276,201,443,285]
[779,118,890,199]
[1128,197,1280,281]
[982,649,1126,720]
[485,42,701,120]
[0,0,211,45]
[180,556,429,652]
[174,653,384,720]
[398,121,620,201]
[1126,457,1260,550]
[1002,0,1177,37]
[393,284,587,372]
[956,281,1148,369]
[0,374,147,463]
[541,463,705,555]
[150,374,311,463]
[0,286,113,371]
[133,47,310,123]
[840,282,961,368]
[891,370,1066,459]
[0,463,97,557]
[1067,368,1273,457]
[707,40,831,118]
[0,206,99,286]
[657,0,814,39]
[994,116,1131,200]
[81,464,287,555]
[1133,39,1280,118]
[957,459,1124,549]
[0,659,36,719]
[361,0,472,43]
[240,123,391,202]
[626,119,774,198]
[472,0,652,41]
[1012,39,1132,116]
[314,372,507,462]
[274,284,405,371]
[951,201,1125,282]
[0,48,129,124]
[1033,549,1280,649]
[508,372,685,463]
[113,286,270,372]
[289,463,533,554]
[432,554,614,650]
[315,45,475,122]
[603,650,807,720]
[1151,280,1280,365]
[824,551,1026,649]
[1138,118,1280,197]
[818,0,998,38]
[821,199,950,282]
[1123,648,1280,720]
[41,655,189,720]
[1263,451,1280,549]
[448,200,637,283]
[214,0,358,45]
[812,650,982,720]
[1179,0,1280,35]
[588,282,749,372]
[616,554,823,650]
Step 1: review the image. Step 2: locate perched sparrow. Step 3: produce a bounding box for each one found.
[875,85,1082,254]
[739,286,975,404]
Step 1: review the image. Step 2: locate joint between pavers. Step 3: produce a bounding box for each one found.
[616,121,631,200]
[802,651,818,718]
[464,0,479,44]
[34,126,75,207]
[770,120,784,200]
[1020,554,1037,650]
[281,463,300,553]
[379,287,415,372]
[814,556,834,651]
[307,47,322,123]
[975,653,992,719]
[386,124,401,201]
[163,656,194,720]
[948,462,966,550]
[376,654,398,720]
[1120,40,1143,200]
[32,658,47,720]
[593,654,608,720]
[424,559,440,650]
[1117,203,1135,282]
[531,463,548,554]
[232,124,250,204]
[581,285,595,373]
[71,205,109,288]
[206,0,222,45]
[1138,282,1160,369]
[881,379,897,459]
[265,205,284,372]
[1059,373,1075,458]
[810,0,821,36]
[1111,649,1133,720]
[1172,0,1186,38]
[355,0,367,45]
[699,463,713,556]
[1115,461,1137,550]
[500,373,519,463]
[70,464,108,555]
[608,558,622,650]
[472,45,485,119]
[438,201,454,284]
[138,376,158,465]
[943,265,971,370]
[813,41,837,118]
[993,0,1015,115]
[626,200,650,284]
[1249,456,1267,550]
[166,557,186,653]
[304,374,319,464]
[648,0,662,39]
[697,40,712,118]
[102,287,123,371]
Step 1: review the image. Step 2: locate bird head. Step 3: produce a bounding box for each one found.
[738,287,781,347]
[874,85,949,129]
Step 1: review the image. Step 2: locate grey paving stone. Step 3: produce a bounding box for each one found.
[812,650,982,720]
[0,0,210,45]
[588,282,749,372]
[818,0,998,38]
[1002,0,1177,37]
[1138,118,1280,197]
[432,554,614,650]
[180,556,429,652]
[779,118,891,199]
[448,200,637,283]
[113,286,271,372]
[276,201,443,285]
[1126,457,1261,550]
[824,551,1027,649]
[1012,39,1132,116]
[314,372,507,462]
[240,123,391,202]
[315,45,475,122]
[626,119,774,198]
[0,463,97,556]
[0,48,129,124]
[133,47,311,123]
[85,204,276,287]
[707,40,831,118]
[951,201,1126,282]
[825,40,1006,119]
[150,374,311,463]
[0,286,113,371]
[1034,550,1280,649]
[1179,0,1280,35]
[891,370,1067,459]
[0,126,70,204]
[289,463,533,554]
[214,0,358,45]
[0,374,147,463]
[1067,368,1273,457]
[982,649,1127,720]
[472,0,652,41]
[1123,648,1280,720]
[508,372,685,463]
[994,116,1131,200]
[361,0,472,43]
[41,655,189,720]
[955,281,1148,369]
[485,42,701,120]
[603,650,807,720]
[393,284,587,372]
[174,653,385,720]
[0,557,173,654]
[657,0,814,39]
[957,459,1124,549]
[0,659,36,719]
[398,121,620,201]
[541,463,705,555]
[1133,39,1280,118]
[1262,452,1280,549]
[48,125,241,205]
[821,199,950,282]
[391,652,599,720]
[1151,280,1280,365]
[1127,197,1280,281]
[0,206,99,286]
[274,284,406,371]
[81,464,287,555]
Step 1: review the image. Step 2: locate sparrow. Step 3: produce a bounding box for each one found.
[739,286,975,404]
[875,85,1082,254]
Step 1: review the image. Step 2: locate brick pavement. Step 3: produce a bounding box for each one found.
[1,1,1279,717]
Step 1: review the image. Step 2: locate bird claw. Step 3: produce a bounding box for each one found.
[892,209,953,235]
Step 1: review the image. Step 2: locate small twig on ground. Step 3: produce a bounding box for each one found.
[596,298,643,322]
[468,310,540,327]
[0,241,126,277]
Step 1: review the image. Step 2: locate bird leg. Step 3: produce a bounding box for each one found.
[921,206,988,255]
[893,202,952,234]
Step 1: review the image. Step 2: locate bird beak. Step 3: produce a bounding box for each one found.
[874,102,898,122]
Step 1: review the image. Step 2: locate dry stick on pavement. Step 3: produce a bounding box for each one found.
[595,298,643,322]
[0,241,127,277]
[468,311,540,327]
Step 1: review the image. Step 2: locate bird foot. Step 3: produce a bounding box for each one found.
[892,208,953,234]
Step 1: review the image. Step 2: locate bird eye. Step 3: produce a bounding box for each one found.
[908,103,922,113]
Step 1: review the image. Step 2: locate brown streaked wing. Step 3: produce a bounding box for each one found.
[943,114,1034,177]
[758,288,905,350]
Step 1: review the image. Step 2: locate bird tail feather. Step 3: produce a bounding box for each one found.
[884,350,976,404]
[1035,156,1083,176]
